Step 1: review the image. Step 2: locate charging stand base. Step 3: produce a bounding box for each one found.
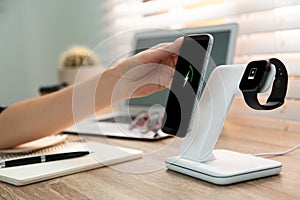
[166,150,282,185]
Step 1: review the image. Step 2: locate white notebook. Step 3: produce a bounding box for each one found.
[0,140,142,186]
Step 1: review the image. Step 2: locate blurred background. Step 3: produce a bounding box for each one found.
[1,0,300,129]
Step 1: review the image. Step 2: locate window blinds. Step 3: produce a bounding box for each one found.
[99,0,300,98]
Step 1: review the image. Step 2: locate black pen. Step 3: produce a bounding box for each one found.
[0,151,90,168]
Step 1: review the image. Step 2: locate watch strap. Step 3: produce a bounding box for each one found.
[242,92,283,110]
[266,58,288,105]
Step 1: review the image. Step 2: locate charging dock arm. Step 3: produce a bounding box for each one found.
[179,63,276,162]
[179,64,247,162]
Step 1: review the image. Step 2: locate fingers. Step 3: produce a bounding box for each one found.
[149,37,184,51]
[158,63,175,88]
[162,37,184,54]
[149,42,172,50]
[139,37,183,63]
[152,37,183,56]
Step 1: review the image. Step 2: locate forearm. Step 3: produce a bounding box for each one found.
[0,68,121,149]
[0,88,73,149]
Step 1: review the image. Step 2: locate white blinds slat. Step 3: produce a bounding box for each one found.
[99,0,300,78]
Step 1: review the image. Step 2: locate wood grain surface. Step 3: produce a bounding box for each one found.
[0,118,299,200]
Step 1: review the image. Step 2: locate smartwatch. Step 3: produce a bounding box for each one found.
[239,58,288,110]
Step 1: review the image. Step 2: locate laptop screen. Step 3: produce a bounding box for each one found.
[126,23,238,110]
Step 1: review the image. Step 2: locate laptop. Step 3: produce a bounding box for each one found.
[65,23,238,140]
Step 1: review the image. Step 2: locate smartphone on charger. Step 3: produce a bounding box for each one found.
[161,34,213,137]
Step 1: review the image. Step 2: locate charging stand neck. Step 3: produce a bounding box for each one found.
[165,64,282,185]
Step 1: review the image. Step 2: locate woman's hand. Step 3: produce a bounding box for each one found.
[0,37,183,149]
[111,37,183,99]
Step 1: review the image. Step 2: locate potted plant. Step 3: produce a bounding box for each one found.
[58,45,102,84]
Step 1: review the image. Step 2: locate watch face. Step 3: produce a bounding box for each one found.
[239,60,270,92]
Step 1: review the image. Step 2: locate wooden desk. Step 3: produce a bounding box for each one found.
[0,120,299,200]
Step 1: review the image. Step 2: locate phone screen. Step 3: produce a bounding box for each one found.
[161,34,213,137]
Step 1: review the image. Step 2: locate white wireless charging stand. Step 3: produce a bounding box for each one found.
[165,64,282,185]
